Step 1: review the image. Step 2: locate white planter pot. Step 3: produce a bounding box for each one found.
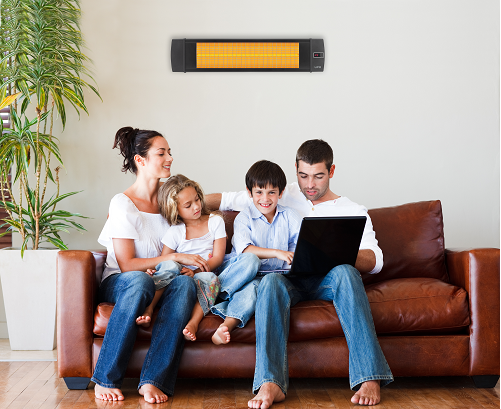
[0,248,59,350]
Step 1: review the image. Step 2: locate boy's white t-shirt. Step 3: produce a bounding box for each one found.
[220,182,384,275]
[161,214,226,270]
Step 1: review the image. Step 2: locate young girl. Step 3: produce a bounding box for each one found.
[136,174,227,341]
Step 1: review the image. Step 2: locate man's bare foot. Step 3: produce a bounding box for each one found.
[351,380,380,406]
[139,384,168,404]
[248,382,285,409]
[183,321,198,341]
[212,325,231,345]
[95,384,124,401]
[136,315,152,327]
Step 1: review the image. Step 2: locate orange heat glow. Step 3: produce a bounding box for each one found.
[197,42,299,69]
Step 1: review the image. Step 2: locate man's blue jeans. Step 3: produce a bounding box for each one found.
[91,269,197,395]
[253,264,393,395]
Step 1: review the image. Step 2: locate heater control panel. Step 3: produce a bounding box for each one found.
[310,39,325,72]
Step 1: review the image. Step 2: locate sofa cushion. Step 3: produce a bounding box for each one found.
[93,277,469,341]
[364,200,449,285]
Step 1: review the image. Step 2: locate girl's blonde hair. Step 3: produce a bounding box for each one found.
[158,174,220,225]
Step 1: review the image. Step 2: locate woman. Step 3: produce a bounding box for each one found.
[92,127,210,403]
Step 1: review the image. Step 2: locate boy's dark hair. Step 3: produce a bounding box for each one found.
[245,160,287,194]
[295,139,333,170]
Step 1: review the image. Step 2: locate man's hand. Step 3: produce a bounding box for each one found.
[274,250,294,265]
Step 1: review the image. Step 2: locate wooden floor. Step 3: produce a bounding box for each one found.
[0,361,499,409]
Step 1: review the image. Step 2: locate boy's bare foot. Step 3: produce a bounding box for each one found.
[351,380,380,406]
[95,384,124,401]
[183,321,198,341]
[212,325,231,345]
[248,382,285,409]
[139,384,168,404]
[136,314,152,327]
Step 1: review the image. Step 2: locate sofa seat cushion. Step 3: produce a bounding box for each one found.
[93,277,469,341]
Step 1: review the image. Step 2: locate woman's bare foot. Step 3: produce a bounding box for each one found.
[139,384,168,404]
[183,321,198,341]
[212,325,231,345]
[95,384,124,401]
[248,382,285,409]
[351,380,380,406]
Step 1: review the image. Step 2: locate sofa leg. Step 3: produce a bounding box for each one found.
[64,377,91,390]
[472,375,500,388]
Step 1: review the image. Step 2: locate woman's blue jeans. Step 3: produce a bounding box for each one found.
[253,264,393,395]
[91,269,197,395]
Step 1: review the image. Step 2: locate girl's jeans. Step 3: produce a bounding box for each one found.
[252,264,394,395]
[91,270,197,396]
[154,260,220,315]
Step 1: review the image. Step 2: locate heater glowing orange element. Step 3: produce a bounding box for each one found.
[197,42,299,69]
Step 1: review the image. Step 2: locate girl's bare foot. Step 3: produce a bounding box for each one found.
[183,321,198,341]
[351,380,380,406]
[139,384,168,404]
[95,384,124,401]
[136,306,154,327]
[136,314,152,327]
[212,325,231,345]
[248,382,285,409]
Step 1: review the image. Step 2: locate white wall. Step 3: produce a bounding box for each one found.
[5,0,500,336]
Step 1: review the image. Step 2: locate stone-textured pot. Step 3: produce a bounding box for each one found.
[0,248,59,350]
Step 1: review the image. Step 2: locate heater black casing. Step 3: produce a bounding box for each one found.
[171,39,324,72]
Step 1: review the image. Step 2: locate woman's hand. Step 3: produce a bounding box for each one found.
[145,269,156,276]
[274,250,294,265]
[180,267,194,277]
[174,253,210,272]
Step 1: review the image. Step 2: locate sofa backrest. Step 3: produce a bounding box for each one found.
[93,200,448,286]
[220,200,449,285]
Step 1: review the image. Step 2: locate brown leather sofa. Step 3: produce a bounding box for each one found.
[57,200,500,390]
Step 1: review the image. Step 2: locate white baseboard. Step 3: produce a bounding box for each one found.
[0,322,8,338]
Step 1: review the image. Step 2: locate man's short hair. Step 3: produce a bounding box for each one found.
[245,160,287,194]
[296,139,333,170]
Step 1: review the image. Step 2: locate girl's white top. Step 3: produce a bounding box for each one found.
[98,193,170,282]
[161,214,226,270]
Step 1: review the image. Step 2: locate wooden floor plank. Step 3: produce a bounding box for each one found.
[1,363,500,409]
[318,379,353,409]
[233,379,253,409]
[202,379,219,409]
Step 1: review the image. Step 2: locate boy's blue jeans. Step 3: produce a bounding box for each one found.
[252,264,394,395]
[91,269,196,395]
[211,253,261,326]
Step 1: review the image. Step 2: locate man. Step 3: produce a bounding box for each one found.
[207,139,393,408]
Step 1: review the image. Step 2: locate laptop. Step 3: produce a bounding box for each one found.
[257,216,367,277]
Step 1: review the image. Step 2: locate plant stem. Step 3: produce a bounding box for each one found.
[41,99,55,206]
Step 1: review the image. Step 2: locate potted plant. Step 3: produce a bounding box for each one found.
[0,0,99,350]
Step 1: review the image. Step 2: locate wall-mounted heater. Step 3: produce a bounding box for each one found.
[171,39,324,72]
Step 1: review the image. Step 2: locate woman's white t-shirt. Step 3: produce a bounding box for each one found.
[161,214,226,270]
[98,193,170,282]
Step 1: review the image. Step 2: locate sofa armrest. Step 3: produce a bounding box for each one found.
[446,248,500,376]
[57,250,98,378]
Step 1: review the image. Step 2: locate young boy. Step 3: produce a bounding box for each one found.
[211,160,302,345]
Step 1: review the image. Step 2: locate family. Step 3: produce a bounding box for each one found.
[92,126,394,407]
